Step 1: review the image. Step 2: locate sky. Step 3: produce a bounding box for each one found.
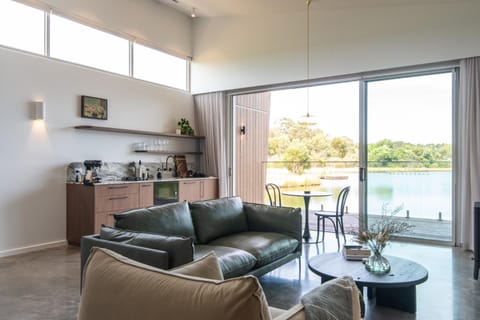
[270,72,453,144]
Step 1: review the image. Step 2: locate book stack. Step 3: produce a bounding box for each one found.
[342,245,371,261]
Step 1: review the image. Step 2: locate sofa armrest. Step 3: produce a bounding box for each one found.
[80,235,169,288]
[243,202,302,249]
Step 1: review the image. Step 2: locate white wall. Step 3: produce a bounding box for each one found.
[191,0,480,93]
[0,0,194,254]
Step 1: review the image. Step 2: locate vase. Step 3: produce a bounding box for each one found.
[365,252,391,274]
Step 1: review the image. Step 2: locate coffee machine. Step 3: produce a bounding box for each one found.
[83,160,102,185]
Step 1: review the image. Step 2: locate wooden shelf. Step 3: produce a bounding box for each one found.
[134,151,203,155]
[74,125,205,139]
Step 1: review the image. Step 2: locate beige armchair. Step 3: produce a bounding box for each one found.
[79,248,361,320]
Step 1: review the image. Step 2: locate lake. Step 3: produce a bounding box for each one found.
[278,171,452,221]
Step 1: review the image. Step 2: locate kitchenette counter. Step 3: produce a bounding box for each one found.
[66,176,218,185]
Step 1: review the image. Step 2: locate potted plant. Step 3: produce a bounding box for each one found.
[177,118,195,136]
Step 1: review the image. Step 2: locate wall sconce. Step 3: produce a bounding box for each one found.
[240,125,246,135]
[32,101,46,120]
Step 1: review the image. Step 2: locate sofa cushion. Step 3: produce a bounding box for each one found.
[209,232,299,268]
[79,247,272,320]
[114,201,197,243]
[195,245,257,279]
[171,251,224,280]
[190,197,248,244]
[99,225,193,268]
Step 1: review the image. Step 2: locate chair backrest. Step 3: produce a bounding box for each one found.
[335,186,350,217]
[265,183,282,207]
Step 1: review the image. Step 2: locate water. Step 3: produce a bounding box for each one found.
[367,171,452,220]
[275,171,452,221]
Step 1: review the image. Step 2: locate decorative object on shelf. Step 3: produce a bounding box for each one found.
[177,118,195,136]
[355,204,412,274]
[81,95,108,120]
[174,155,188,178]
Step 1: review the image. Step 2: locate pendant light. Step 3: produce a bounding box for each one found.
[298,0,317,125]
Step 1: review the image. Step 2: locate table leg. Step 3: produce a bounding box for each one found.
[303,196,311,240]
[376,286,417,313]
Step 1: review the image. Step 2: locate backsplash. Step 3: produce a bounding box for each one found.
[66,160,195,183]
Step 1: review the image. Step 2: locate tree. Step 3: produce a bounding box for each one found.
[331,136,354,159]
[283,147,311,174]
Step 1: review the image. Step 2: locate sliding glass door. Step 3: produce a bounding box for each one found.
[362,71,454,242]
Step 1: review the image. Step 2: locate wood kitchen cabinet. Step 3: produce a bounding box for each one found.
[178,178,218,202]
[66,182,153,245]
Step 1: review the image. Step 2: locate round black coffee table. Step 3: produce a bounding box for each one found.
[308,253,428,313]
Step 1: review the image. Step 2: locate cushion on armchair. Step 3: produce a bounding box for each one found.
[190,197,248,244]
[79,247,272,320]
[113,201,197,242]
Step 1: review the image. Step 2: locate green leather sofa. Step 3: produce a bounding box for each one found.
[81,196,302,279]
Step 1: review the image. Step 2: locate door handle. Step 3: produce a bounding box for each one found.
[359,168,366,182]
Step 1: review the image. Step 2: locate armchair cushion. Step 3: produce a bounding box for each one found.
[114,201,197,243]
[99,225,193,268]
[171,251,224,280]
[209,232,299,268]
[190,197,248,244]
[79,247,272,320]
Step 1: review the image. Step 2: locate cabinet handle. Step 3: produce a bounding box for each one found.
[109,196,128,200]
[141,184,151,187]
[108,186,129,189]
[183,182,196,185]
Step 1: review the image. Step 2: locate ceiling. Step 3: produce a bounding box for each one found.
[155,0,470,18]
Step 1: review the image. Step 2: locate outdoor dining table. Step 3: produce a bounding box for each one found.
[282,191,333,242]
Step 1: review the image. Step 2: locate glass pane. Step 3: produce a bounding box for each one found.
[0,0,44,54]
[50,15,129,75]
[133,43,187,90]
[263,82,360,239]
[366,72,453,241]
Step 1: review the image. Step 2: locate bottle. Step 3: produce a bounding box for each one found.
[75,170,80,183]
[156,168,162,180]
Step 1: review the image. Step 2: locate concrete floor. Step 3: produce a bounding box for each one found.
[0,233,479,320]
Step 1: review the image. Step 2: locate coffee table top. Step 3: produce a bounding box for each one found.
[309,253,428,289]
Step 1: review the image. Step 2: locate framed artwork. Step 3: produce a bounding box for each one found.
[81,95,108,120]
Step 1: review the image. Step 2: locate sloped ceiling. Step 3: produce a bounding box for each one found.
[155,0,474,17]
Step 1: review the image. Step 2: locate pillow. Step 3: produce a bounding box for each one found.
[79,247,272,320]
[171,251,224,280]
[114,201,197,243]
[100,225,193,268]
[189,197,248,244]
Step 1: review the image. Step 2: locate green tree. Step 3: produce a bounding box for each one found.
[283,147,311,174]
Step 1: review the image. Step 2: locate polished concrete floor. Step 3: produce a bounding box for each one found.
[0,233,479,320]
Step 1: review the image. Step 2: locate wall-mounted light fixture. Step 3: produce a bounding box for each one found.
[240,125,246,135]
[191,7,196,18]
[32,101,46,120]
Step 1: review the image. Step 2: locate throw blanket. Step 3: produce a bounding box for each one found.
[300,276,362,320]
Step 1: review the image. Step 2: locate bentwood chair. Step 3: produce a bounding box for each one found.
[314,186,350,247]
[265,183,282,207]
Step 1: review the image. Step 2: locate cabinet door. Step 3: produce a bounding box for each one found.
[200,179,219,200]
[179,181,201,202]
[139,183,154,207]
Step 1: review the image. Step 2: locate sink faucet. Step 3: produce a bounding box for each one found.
[165,155,177,177]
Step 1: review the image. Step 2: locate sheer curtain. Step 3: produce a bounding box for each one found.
[194,92,228,197]
[458,56,480,250]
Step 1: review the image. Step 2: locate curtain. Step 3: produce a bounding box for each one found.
[458,56,480,250]
[194,92,228,197]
